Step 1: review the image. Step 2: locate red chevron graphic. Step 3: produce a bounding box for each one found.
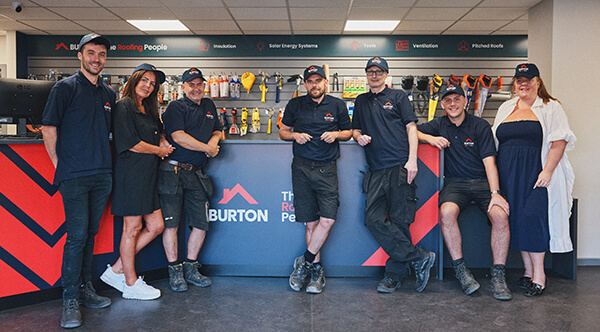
[218,184,258,204]
[418,144,440,177]
[0,259,38,298]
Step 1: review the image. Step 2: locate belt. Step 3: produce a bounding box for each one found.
[164,159,198,171]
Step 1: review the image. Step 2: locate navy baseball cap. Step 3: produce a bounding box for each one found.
[133,63,166,84]
[514,63,540,79]
[79,33,110,51]
[365,56,389,72]
[441,84,465,99]
[304,65,327,80]
[182,67,205,82]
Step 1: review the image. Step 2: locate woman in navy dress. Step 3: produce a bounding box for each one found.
[100,64,174,300]
[493,63,576,297]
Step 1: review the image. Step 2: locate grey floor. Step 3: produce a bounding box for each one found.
[1,267,599,332]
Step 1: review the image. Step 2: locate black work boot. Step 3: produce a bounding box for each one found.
[452,259,480,295]
[183,261,212,287]
[79,281,111,309]
[168,263,188,292]
[490,264,512,301]
[60,299,82,329]
[411,251,436,293]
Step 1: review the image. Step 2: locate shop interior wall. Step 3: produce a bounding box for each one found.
[28,56,525,138]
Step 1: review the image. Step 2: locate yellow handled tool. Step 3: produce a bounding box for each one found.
[250,107,261,133]
[240,107,248,136]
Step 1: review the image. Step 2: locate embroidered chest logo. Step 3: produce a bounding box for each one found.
[324,113,334,122]
[104,102,111,112]
[464,138,475,147]
[382,102,394,110]
[206,111,214,120]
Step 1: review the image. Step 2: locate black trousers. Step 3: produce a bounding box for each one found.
[363,165,424,281]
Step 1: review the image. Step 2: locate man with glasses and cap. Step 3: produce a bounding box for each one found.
[352,56,435,294]
[159,68,222,293]
[42,32,115,328]
[417,84,512,301]
[280,65,352,294]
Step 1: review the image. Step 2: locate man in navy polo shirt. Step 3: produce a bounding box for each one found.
[417,84,512,300]
[159,68,221,293]
[280,65,352,294]
[42,32,115,329]
[352,56,435,294]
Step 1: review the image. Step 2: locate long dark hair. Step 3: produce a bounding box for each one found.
[120,70,160,122]
[511,76,559,104]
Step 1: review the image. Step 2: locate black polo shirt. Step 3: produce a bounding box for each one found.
[162,96,221,168]
[418,113,496,179]
[42,70,115,185]
[352,87,417,171]
[282,94,351,161]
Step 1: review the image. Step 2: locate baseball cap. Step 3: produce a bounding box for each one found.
[132,63,166,84]
[365,56,389,72]
[79,33,110,51]
[441,84,465,99]
[514,63,540,79]
[304,65,327,81]
[182,68,205,82]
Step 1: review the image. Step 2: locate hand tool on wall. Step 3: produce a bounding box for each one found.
[474,74,493,117]
[266,108,275,134]
[220,108,228,140]
[333,73,339,92]
[229,108,240,135]
[277,108,285,129]
[258,70,270,103]
[241,72,255,94]
[288,74,303,98]
[240,107,248,136]
[428,74,443,121]
[274,72,283,103]
[447,74,460,87]
[250,107,261,133]
[414,76,429,115]
[461,74,477,112]
[401,75,415,110]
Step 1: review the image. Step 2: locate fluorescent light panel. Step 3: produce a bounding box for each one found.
[344,20,400,31]
[127,20,189,31]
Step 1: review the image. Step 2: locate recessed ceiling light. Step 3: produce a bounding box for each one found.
[344,20,400,32]
[127,20,189,31]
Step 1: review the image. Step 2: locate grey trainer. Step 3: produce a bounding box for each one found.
[79,281,111,309]
[306,264,326,294]
[490,265,512,301]
[377,276,400,293]
[183,261,212,287]
[289,255,311,292]
[168,263,188,292]
[453,261,480,295]
[60,299,82,329]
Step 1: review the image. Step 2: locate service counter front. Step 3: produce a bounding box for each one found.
[0,139,442,304]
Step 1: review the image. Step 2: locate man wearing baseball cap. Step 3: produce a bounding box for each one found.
[417,84,512,300]
[353,56,435,294]
[42,32,114,328]
[159,68,222,293]
[280,65,352,294]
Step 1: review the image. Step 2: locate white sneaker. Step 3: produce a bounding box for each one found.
[122,277,161,300]
[100,264,125,292]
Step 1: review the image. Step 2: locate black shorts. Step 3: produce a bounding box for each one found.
[291,157,339,223]
[439,178,501,213]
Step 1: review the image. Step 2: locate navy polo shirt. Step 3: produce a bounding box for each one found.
[418,113,496,179]
[162,96,221,168]
[42,70,115,185]
[282,94,351,161]
[352,87,417,171]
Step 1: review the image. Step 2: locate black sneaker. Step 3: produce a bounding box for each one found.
[60,299,82,329]
[411,251,436,293]
[490,265,512,301]
[453,261,480,295]
[289,256,310,291]
[377,276,400,293]
[183,261,212,287]
[79,281,111,309]
[306,264,326,294]
[168,263,188,292]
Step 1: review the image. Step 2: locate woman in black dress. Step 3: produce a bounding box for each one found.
[100,64,174,300]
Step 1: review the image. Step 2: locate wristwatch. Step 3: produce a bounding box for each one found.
[491,190,501,194]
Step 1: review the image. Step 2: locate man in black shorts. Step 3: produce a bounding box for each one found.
[417,84,512,300]
[159,68,221,292]
[280,65,352,294]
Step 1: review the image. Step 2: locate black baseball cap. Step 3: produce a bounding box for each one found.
[441,84,465,99]
[132,63,166,84]
[79,33,110,51]
[304,65,327,81]
[514,63,540,79]
[182,67,205,82]
[365,56,389,72]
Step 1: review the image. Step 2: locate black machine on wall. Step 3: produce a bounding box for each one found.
[0,78,56,137]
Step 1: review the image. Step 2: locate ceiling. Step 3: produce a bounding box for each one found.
[0,0,542,36]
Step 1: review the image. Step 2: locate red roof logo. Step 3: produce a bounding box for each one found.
[218,184,258,204]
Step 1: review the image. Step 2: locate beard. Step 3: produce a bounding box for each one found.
[81,59,104,76]
[308,87,325,99]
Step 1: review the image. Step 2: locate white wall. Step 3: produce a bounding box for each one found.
[530,0,600,262]
[0,31,17,78]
